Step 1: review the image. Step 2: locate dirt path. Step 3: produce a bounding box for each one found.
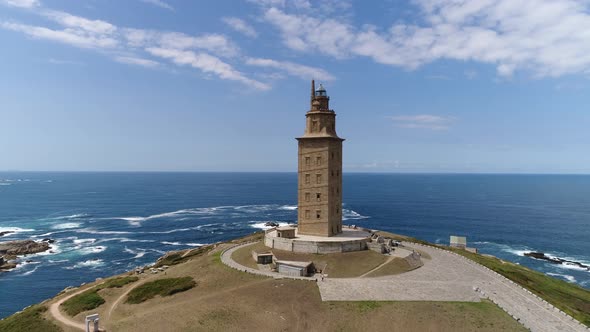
[49,286,96,331]
[359,256,394,278]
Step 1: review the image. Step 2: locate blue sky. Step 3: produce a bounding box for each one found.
[1,0,589,173]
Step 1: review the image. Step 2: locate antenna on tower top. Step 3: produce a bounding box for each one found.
[310,79,315,105]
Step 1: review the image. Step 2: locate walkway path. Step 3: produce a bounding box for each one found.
[49,286,96,331]
[221,241,589,332]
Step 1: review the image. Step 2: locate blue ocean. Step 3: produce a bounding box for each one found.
[1,172,589,318]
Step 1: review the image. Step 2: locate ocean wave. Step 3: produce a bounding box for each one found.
[79,246,107,254]
[279,205,297,211]
[123,247,146,259]
[51,222,82,230]
[186,243,206,247]
[65,259,104,269]
[161,241,183,246]
[73,238,96,245]
[342,209,369,220]
[18,265,40,277]
[250,221,291,230]
[75,228,132,235]
[0,183,11,186]
[0,226,35,234]
[547,272,577,283]
[52,214,90,220]
[48,259,69,264]
[96,237,155,243]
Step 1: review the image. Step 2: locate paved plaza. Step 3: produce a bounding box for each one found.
[222,241,589,332]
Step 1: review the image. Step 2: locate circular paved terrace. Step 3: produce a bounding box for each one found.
[221,241,589,332]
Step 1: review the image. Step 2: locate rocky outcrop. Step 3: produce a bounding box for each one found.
[0,231,14,237]
[524,251,590,271]
[0,240,51,271]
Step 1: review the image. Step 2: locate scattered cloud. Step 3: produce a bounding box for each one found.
[464,69,478,80]
[47,58,84,65]
[222,17,257,38]
[0,21,118,49]
[114,56,159,68]
[146,47,270,90]
[387,115,455,130]
[257,0,590,78]
[245,57,334,81]
[140,0,174,11]
[1,0,39,8]
[1,7,268,89]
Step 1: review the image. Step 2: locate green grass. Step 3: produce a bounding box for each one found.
[447,247,590,327]
[126,277,196,304]
[0,305,61,332]
[356,301,381,313]
[61,276,139,316]
[154,246,212,268]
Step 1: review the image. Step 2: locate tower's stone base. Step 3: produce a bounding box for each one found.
[264,226,371,254]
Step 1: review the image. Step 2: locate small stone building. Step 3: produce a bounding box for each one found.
[275,260,314,277]
[450,236,467,249]
[251,250,274,265]
[276,226,296,239]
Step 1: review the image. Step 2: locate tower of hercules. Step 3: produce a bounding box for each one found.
[297,80,344,237]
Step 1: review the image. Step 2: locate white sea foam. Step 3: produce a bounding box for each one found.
[53,214,89,220]
[547,272,577,283]
[79,246,107,254]
[342,209,369,220]
[250,221,291,230]
[19,265,40,276]
[31,243,61,256]
[97,237,154,243]
[556,262,590,272]
[48,259,69,264]
[118,217,144,226]
[186,243,206,247]
[503,248,530,257]
[66,259,104,269]
[161,241,183,246]
[279,205,297,211]
[123,247,146,259]
[0,183,11,186]
[0,226,35,234]
[51,222,81,230]
[73,238,96,245]
[76,229,132,235]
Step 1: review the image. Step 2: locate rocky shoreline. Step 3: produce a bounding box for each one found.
[0,239,53,271]
[524,251,590,271]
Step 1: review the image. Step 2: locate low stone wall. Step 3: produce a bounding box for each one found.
[264,235,368,254]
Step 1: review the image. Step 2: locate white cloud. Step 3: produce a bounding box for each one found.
[259,0,590,78]
[245,57,334,81]
[146,47,270,90]
[222,17,257,38]
[123,29,239,57]
[388,115,454,130]
[114,56,159,68]
[140,0,173,11]
[1,0,39,8]
[2,9,263,90]
[1,21,118,49]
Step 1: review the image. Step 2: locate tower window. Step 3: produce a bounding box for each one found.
[337,187,339,194]
[305,157,310,166]
[331,152,334,159]
[316,210,321,219]
[316,174,322,184]
[305,210,310,219]
[305,174,310,184]
[305,192,310,202]
[312,120,319,132]
[316,193,321,202]
[331,170,334,177]
[316,156,321,166]
[336,170,340,177]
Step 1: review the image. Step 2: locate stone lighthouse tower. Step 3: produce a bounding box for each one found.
[297,80,344,237]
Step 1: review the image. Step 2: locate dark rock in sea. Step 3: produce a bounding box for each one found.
[524,251,590,271]
[0,231,14,237]
[42,238,56,244]
[0,240,50,256]
[265,222,279,227]
[25,260,33,263]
